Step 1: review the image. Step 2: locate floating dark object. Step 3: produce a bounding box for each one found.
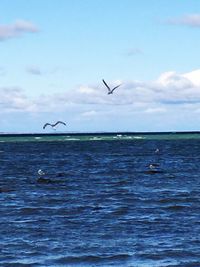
[145,163,163,174]
[37,177,52,184]
[37,177,65,184]
[0,187,14,193]
[145,170,164,174]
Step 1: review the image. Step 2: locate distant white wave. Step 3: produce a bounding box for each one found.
[65,138,81,141]
[89,137,102,140]
[133,136,144,139]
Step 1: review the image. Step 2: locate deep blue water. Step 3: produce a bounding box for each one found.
[0,138,200,266]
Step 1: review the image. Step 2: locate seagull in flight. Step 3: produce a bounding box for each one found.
[102,79,121,95]
[43,121,66,130]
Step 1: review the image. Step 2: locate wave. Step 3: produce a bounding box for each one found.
[64,138,81,141]
[89,137,103,140]
[55,254,132,264]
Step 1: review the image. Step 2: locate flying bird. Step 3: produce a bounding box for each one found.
[43,121,66,129]
[102,79,121,95]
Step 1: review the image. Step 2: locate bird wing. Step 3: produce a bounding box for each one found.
[54,121,66,127]
[111,84,121,93]
[43,123,52,129]
[102,79,111,91]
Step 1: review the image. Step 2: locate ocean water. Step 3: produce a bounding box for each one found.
[0,133,200,266]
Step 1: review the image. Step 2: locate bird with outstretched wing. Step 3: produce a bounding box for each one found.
[102,79,121,94]
[43,121,66,129]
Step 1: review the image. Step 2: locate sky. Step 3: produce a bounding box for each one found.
[1,0,200,133]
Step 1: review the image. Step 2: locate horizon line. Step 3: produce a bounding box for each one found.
[1,130,200,137]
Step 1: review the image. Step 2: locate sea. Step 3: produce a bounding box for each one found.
[0,132,200,267]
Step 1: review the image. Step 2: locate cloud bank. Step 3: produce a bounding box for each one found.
[0,87,36,112]
[168,14,200,27]
[0,19,38,41]
[1,69,200,115]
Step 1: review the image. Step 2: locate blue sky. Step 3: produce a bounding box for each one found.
[1,0,200,132]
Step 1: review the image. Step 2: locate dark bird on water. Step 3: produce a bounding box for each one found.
[102,79,121,95]
[43,121,66,129]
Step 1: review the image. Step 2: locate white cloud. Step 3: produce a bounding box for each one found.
[81,110,98,117]
[72,70,200,106]
[26,66,42,75]
[0,87,36,112]
[168,14,200,27]
[183,69,200,86]
[0,19,39,41]
[125,48,143,56]
[143,107,167,114]
[78,86,96,94]
[1,69,200,115]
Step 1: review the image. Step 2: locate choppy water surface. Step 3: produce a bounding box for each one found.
[0,136,200,266]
